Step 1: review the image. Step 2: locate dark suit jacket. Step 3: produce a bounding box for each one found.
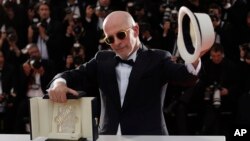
[31,19,64,72]
[53,45,198,135]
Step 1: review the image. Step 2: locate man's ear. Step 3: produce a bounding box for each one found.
[133,24,140,37]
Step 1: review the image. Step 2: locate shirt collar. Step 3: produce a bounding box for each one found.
[115,47,139,62]
[128,49,138,62]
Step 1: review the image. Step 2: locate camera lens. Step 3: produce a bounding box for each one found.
[30,59,42,69]
[7,33,17,42]
[65,7,72,14]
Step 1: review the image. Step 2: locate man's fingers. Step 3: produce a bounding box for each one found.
[67,88,79,96]
[48,87,67,103]
[48,86,78,103]
[60,91,67,103]
[48,89,56,101]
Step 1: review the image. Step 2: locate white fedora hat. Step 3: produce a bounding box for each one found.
[177,6,215,63]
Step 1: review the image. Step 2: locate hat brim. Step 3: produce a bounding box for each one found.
[177,6,215,63]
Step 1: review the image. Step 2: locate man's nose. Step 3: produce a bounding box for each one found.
[113,36,122,45]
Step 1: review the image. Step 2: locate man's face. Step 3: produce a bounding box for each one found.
[5,7,15,20]
[104,25,138,59]
[163,21,171,30]
[99,0,110,7]
[38,4,50,20]
[28,47,41,59]
[210,51,224,64]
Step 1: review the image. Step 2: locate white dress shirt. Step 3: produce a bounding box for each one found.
[37,18,50,60]
[115,49,137,135]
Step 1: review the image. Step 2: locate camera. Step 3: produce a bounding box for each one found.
[6,27,17,42]
[31,18,40,30]
[72,15,85,40]
[204,82,221,108]
[65,7,72,15]
[73,42,81,54]
[39,19,48,29]
[95,5,110,18]
[31,18,48,31]
[72,43,85,66]
[96,6,109,13]
[7,33,17,42]
[73,24,83,36]
[29,58,42,69]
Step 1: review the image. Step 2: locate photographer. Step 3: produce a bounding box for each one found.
[208,3,239,64]
[15,43,55,133]
[238,43,250,95]
[139,22,159,49]
[52,0,85,22]
[158,18,176,54]
[236,42,250,126]
[65,42,86,70]
[0,51,18,133]
[199,43,239,135]
[64,14,86,58]
[0,26,24,68]
[65,15,85,41]
[81,4,99,61]
[27,1,64,72]
[21,43,55,98]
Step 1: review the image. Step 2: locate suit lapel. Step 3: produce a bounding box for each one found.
[122,46,150,109]
[106,55,122,109]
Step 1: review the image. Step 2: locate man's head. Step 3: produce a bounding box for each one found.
[103,11,140,59]
[98,0,111,7]
[37,1,50,20]
[240,43,250,64]
[210,43,224,64]
[208,3,221,27]
[26,43,41,59]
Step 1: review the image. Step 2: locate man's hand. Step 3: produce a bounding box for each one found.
[48,82,78,103]
[191,47,210,69]
[38,26,48,40]
[23,62,32,76]
[220,87,229,96]
[191,59,200,69]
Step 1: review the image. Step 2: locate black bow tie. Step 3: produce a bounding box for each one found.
[115,56,135,66]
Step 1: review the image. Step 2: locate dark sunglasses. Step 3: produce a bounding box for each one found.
[104,27,132,45]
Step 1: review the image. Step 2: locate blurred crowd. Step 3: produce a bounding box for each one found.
[0,0,249,140]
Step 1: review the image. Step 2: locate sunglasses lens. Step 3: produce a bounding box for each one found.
[116,31,127,40]
[105,36,114,44]
[105,30,128,45]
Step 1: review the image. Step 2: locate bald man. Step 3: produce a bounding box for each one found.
[48,11,201,135]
